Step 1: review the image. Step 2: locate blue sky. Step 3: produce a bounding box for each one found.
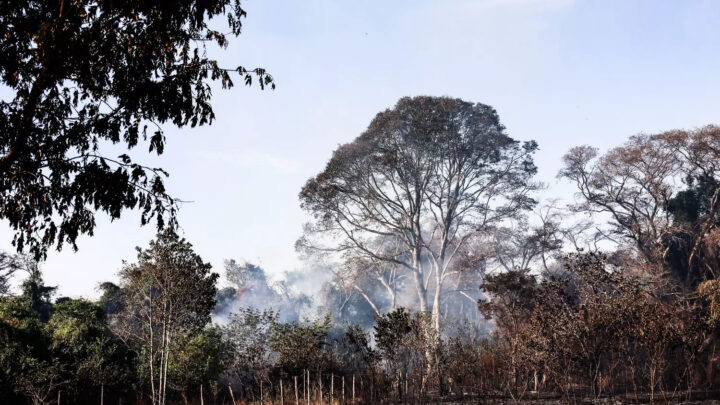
[3,0,720,297]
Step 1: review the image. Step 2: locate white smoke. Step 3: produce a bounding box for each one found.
[213,259,332,324]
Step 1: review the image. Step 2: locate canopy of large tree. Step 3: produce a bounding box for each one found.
[0,0,273,258]
[299,96,538,328]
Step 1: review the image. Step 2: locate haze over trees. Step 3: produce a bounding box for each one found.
[2,8,720,400]
[214,260,311,323]
[3,0,720,403]
[299,96,539,332]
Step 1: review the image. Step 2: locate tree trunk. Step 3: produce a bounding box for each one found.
[161,317,172,405]
[354,286,381,316]
[295,376,299,405]
[159,321,165,405]
[431,270,442,331]
[148,294,156,405]
[412,269,428,313]
[158,306,169,405]
[378,275,397,310]
[228,384,237,405]
[370,374,374,404]
[412,247,428,313]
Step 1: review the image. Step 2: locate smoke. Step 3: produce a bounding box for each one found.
[314,253,489,337]
[211,254,489,338]
[212,259,332,324]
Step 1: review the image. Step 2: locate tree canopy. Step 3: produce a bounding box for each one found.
[0,0,273,259]
[300,96,538,329]
[115,230,218,405]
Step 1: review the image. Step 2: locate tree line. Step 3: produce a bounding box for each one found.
[4,96,720,404]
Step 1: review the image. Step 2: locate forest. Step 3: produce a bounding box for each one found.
[5,99,720,404]
[3,1,720,404]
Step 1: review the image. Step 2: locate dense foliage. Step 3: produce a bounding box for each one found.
[0,0,272,259]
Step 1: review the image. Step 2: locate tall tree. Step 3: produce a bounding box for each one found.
[0,0,273,259]
[559,126,720,286]
[299,96,538,330]
[115,230,218,405]
[558,136,681,267]
[662,126,720,284]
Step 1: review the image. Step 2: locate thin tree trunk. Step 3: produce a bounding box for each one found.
[295,376,299,405]
[354,286,381,317]
[159,318,165,405]
[431,268,442,331]
[331,373,334,403]
[412,263,428,313]
[166,315,174,405]
[352,375,355,404]
[148,294,156,405]
[161,314,172,405]
[370,374,374,404]
[228,384,237,405]
[200,383,204,405]
[101,382,104,405]
[280,379,284,405]
[378,275,397,310]
[405,376,408,400]
[159,308,168,405]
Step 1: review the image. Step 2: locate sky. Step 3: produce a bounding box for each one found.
[3,0,720,298]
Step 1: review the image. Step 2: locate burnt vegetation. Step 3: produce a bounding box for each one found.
[5,97,720,404]
[3,2,720,405]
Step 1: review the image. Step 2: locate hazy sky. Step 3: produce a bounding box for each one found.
[3,0,720,297]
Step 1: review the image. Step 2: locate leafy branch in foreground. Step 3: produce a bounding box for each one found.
[0,0,274,259]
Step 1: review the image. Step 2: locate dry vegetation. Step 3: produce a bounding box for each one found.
[3,2,720,402]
